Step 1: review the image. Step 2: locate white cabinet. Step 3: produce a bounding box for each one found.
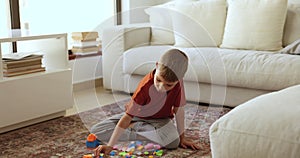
[69,55,103,84]
[0,30,73,133]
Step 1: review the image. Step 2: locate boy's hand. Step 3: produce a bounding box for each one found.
[179,137,201,150]
[94,145,113,157]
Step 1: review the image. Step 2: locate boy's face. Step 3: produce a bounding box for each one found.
[154,69,178,92]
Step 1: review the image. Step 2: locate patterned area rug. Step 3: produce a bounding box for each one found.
[0,99,231,158]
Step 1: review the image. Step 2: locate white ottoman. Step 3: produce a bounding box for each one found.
[209,85,300,158]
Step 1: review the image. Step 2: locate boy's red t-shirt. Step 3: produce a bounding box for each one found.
[125,69,186,119]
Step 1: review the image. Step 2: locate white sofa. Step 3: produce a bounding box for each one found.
[209,84,300,158]
[102,0,300,107]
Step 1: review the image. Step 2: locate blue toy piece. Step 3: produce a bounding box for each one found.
[110,151,117,156]
[86,140,101,149]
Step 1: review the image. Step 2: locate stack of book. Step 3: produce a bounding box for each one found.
[2,53,45,77]
[71,32,101,56]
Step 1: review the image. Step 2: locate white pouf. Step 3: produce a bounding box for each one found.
[209,85,300,158]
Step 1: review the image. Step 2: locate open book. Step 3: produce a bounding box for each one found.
[2,52,43,60]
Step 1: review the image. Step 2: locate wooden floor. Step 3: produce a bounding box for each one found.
[66,86,130,116]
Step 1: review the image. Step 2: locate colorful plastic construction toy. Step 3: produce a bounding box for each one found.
[84,139,164,157]
[123,142,162,157]
[86,133,101,149]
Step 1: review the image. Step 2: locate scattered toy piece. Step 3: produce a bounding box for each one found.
[82,154,93,158]
[85,133,101,149]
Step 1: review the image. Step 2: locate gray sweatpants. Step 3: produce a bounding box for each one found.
[90,113,180,149]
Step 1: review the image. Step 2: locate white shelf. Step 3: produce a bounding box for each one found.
[0,30,73,133]
[0,30,69,80]
[0,30,67,42]
[1,68,70,81]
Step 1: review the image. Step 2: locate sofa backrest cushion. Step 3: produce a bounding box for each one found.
[145,0,300,50]
[171,0,227,47]
[221,0,288,51]
[144,1,176,45]
[283,1,300,46]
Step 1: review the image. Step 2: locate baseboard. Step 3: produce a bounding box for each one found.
[73,78,103,91]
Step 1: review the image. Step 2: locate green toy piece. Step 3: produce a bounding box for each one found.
[155,150,164,156]
[119,151,127,157]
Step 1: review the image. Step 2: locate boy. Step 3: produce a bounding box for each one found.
[91,49,200,156]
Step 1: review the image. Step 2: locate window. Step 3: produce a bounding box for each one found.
[0,0,12,54]
[18,0,116,49]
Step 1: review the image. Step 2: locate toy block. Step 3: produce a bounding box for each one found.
[82,154,93,158]
[119,151,127,157]
[86,133,101,149]
[144,143,154,150]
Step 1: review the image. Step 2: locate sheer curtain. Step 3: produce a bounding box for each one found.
[19,0,116,48]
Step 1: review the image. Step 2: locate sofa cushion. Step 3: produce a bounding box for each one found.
[123,46,173,75]
[123,46,300,91]
[283,1,300,46]
[221,0,288,51]
[209,84,300,158]
[144,1,176,45]
[171,0,227,47]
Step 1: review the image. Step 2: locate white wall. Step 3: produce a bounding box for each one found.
[121,0,172,24]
